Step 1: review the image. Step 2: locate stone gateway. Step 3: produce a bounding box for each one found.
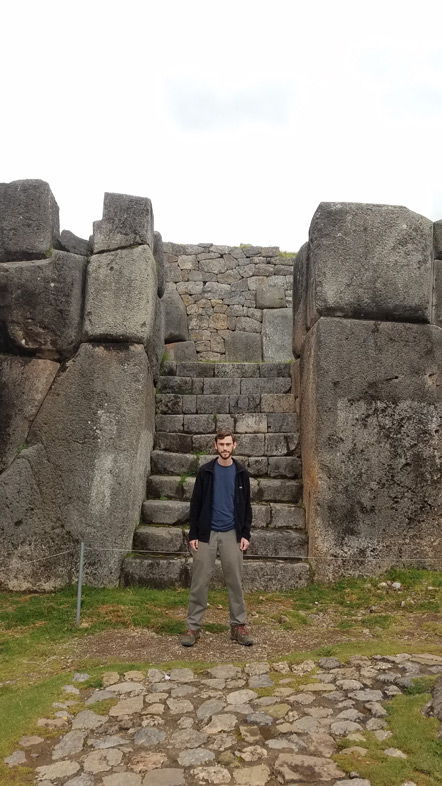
[0,183,440,589]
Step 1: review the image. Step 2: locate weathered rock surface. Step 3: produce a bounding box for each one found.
[146,296,165,384]
[0,251,86,358]
[292,242,311,357]
[308,202,433,322]
[164,341,197,362]
[154,231,166,298]
[93,192,154,253]
[0,179,60,261]
[0,344,154,589]
[256,286,286,309]
[301,317,442,580]
[433,260,442,328]
[262,309,293,362]
[60,229,91,257]
[83,245,157,343]
[0,355,59,472]
[225,332,262,362]
[163,289,189,343]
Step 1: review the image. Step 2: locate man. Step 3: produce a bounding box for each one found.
[181,429,254,647]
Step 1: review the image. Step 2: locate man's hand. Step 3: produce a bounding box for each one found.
[240,538,249,551]
[189,539,199,551]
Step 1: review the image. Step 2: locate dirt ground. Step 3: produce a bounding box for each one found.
[70,610,442,666]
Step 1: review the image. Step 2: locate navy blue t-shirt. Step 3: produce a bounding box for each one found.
[211,460,236,532]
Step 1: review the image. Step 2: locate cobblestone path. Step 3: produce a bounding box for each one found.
[5,652,442,786]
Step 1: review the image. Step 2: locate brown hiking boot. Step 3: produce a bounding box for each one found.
[230,624,254,646]
[181,629,200,647]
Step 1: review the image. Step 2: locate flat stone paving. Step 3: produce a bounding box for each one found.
[5,653,442,785]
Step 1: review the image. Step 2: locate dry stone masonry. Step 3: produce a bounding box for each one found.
[0,181,164,589]
[162,242,295,362]
[122,360,309,591]
[1,182,441,591]
[294,202,442,581]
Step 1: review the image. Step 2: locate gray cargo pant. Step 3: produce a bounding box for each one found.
[186,528,247,631]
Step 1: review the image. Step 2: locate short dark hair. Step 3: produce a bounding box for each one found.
[215,429,236,443]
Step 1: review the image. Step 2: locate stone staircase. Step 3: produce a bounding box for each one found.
[122,361,310,591]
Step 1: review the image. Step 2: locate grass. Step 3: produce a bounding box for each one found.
[335,679,442,785]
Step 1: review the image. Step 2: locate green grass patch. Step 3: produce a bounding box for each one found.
[335,690,442,786]
[363,614,393,629]
[0,672,72,786]
[204,623,229,634]
[403,676,436,695]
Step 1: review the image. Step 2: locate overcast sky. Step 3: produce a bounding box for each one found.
[2,0,442,251]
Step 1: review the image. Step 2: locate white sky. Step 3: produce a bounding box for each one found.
[2,0,442,251]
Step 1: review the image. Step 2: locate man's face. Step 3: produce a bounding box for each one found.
[215,436,236,459]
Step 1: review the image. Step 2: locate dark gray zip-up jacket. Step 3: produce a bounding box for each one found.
[188,458,252,543]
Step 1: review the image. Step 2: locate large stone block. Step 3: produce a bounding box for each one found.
[434,219,442,260]
[154,431,193,453]
[214,363,259,378]
[0,179,60,262]
[60,230,91,257]
[146,296,165,384]
[146,475,184,500]
[256,286,286,309]
[0,251,86,359]
[83,245,157,343]
[0,344,154,589]
[235,414,267,434]
[262,308,293,362]
[241,560,310,591]
[164,341,197,362]
[225,331,262,362]
[433,260,442,328]
[0,355,59,472]
[292,242,310,357]
[154,231,166,298]
[92,192,154,253]
[134,526,186,553]
[301,317,442,580]
[270,503,305,529]
[247,530,308,558]
[151,451,198,476]
[163,289,189,342]
[268,456,302,478]
[121,556,190,589]
[235,434,265,456]
[309,202,433,322]
[141,500,189,525]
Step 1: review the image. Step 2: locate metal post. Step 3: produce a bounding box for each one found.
[76,542,85,627]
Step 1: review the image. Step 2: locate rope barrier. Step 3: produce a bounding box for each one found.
[13,545,442,563]
[13,549,77,567]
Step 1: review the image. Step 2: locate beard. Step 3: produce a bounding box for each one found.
[216,447,233,459]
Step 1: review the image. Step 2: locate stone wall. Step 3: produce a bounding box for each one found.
[162,243,295,362]
[294,202,442,580]
[0,181,163,590]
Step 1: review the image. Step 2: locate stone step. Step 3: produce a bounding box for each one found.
[155,392,296,416]
[122,555,310,591]
[134,525,186,553]
[161,361,292,379]
[150,450,302,480]
[154,431,299,457]
[144,481,305,528]
[147,474,304,510]
[155,412,298,435]
[141,499,190,526]
[134,525,308,559]
[157,376,292,396]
